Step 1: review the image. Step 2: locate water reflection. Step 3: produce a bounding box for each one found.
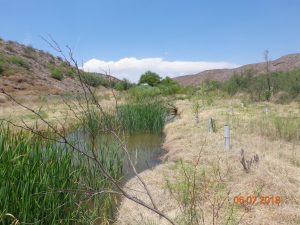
[66,129,164,181]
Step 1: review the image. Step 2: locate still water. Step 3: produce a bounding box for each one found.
[66,129,165,181]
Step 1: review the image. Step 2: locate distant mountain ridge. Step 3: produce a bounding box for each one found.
[173,53,300,86]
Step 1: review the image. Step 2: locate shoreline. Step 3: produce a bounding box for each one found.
[116,99,300,225]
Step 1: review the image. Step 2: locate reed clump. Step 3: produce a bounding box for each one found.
[0,125,122,225]
[118,101,168,133]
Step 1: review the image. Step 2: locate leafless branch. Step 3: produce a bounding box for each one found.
[0,37,178,225]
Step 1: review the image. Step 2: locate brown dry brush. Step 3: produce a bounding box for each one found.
[167,146,248,225]
[240,149,259,173]
[1,36,178,225]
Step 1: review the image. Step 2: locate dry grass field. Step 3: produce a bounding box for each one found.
[0,87,116,130]
[1,90,299,225]
[117,98,300,225]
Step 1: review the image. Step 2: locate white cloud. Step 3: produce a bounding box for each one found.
[82,57,238,82]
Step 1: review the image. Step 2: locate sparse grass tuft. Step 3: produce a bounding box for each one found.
[23,45,37,60]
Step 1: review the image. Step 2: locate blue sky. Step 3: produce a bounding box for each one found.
[1,0,300,81]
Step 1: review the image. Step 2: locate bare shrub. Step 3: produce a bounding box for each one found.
[239,149,259,173]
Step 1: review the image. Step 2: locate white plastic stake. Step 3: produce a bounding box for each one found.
[224,125,230,150]
[208,118,213,132]
[264,107,269,115]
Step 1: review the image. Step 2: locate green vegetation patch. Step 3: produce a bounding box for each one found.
[220,69,300,102]
[81,72,106,87]
[0,125,122,224]
[9,56,30,70]
[128,85,161,101]
[118,101,167,133]
[0,54,31,75]
[50,67,64,80]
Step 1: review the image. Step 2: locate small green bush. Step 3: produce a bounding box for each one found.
[51,67,63,80]
[81,73,115,87]
[128,85,161,101]
[139,71,161,86]
[158,77,182,95]
[114,79,133,91]
[65,67,76,78]
[10,56,30,70]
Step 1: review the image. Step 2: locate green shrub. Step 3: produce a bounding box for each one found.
[10,56,30,70]
[50,67,63,80]
[139,71,161,86]
[114,78,133,91]
[158,77,182,95]
[81,73,116,87]
[221,69,300,102]
[128,85,161,101]
[65,67,76,78]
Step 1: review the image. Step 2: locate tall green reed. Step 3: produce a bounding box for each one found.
[0,125,122,225]
[117,102,167,133]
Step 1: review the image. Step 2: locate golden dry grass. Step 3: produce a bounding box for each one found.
[1,92,299,224]
[117,98,300,225]
[0,87,117,130]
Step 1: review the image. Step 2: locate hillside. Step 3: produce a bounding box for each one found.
[0,38,116,102]
[174,53,300,86]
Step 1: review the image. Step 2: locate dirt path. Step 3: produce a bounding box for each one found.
[117,99,300,225]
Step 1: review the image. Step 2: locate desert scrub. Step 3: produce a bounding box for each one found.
[82,72,116,87]
[118,101,167,133]
[0,125,122,224]
[23,45,37,60]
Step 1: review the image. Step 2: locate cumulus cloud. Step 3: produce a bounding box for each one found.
[82,57,238,82]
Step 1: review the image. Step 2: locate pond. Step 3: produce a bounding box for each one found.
[66,129,165,182]
[122,132,165,181]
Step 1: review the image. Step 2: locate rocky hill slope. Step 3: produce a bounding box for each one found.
[0,38,115,101]
[173,53,300,86]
